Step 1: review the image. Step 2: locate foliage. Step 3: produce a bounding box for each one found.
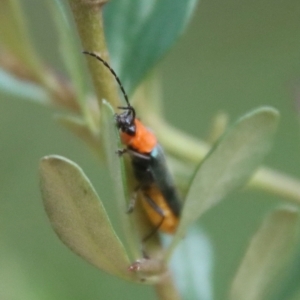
[1,0,300,299]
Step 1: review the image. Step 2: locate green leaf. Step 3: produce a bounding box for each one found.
[169,227,214,300]
[0,69,50,104]
[0,0,43,79]
[48,0,94,129]
[166,107,280,258]
[48,0,87,104]
[104,0,198,94]
[269,247,300,300]
[101,100,140,259]
[230,206,299,300]
[39,155,136,281]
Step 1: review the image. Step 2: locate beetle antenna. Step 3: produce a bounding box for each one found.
[82,51,132,110]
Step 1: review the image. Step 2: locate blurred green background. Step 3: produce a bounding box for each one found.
[1,1,300,299]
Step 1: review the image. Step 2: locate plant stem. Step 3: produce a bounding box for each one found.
[156,115,300,204]
[248,167,300,204]
[67,3,181,299]
[154,274,181,300]
[154,272,181,300]
[68,0,120,109]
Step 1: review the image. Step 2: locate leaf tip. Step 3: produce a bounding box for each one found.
[40,155,72,167]
[257,106,280,124]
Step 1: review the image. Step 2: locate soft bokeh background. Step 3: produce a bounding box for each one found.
[1,1,300,299]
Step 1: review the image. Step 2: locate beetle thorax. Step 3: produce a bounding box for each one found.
[120,119,157,153]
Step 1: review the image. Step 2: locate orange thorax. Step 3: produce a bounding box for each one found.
[120,119,157,153]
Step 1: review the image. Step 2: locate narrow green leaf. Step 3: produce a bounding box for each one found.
[0,69,50,104]
[0,0,22,51]
[48,0,95,129]
[0,0,44,80]
[169,227,214,300]
[166,107,280,258]
[48,0,87,104]
[39,155,136,281]
[269,248,300,300]
[230,206,299,300]
[101,100,140,259]
[104,0,198,94]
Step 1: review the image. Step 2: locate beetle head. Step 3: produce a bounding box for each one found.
[115,106,136,136]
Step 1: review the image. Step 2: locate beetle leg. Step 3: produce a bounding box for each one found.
[116,148,127,156]
[126,185,141,214]
[142,194,165,243]
[126,196,137,214]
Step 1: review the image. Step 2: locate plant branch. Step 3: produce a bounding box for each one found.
[248,167,300,203]
[67,4,181,299]
[154,272,181,300]
[154,115,300,204]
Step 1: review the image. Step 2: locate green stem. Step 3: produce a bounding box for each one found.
[163,120,300,203]
[157,116,300,204]
[68,0,120,110]
[248,167,300,204]
[154,272,181,300]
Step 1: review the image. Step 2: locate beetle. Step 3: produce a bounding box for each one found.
[83,51,182,241]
